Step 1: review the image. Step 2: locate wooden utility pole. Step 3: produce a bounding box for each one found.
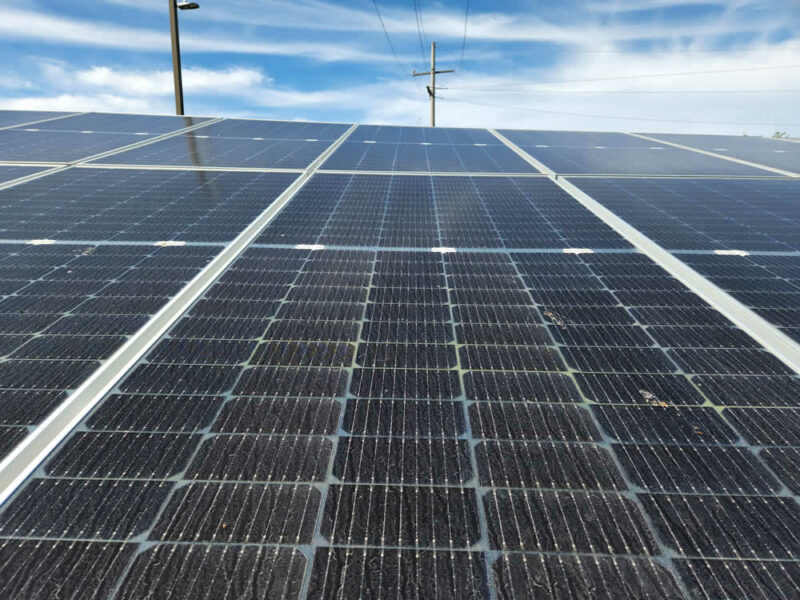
[412,42,454,127]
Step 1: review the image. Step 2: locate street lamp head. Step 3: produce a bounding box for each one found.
[177,1,199,9]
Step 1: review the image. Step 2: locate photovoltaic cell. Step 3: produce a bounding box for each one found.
[188,118,349,140]
[29,112,209,134]
[255,174,628,249]
[4,233,793,599]
[1,111,799,600]
[0,129,148,163]
[0,242,221,458]
[680,253,800,347]
[0,165,47,184]
[643,132,800,173]
[321,140,538,172]
[0,168,298,241]
[91,117,350,169]
[0,110,71,128]
[348,124,500,144]
[573,178,800,251]
[97,133,334,169]
[498,129,771,175]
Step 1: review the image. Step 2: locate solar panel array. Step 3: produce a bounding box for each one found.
[0,112,798,600]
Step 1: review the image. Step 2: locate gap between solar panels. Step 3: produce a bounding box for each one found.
[626,132,800,178]
[490,127,800,376]
[0,122,358,507]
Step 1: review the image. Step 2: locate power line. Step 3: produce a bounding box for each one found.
[437,96,800,127]
[452,64,800,90]
[447,88,800,95]
[555,46,800,56]
[371,0,408,76]
[417,0,429,43]
[458,0,469,74]
[412,0,428,67]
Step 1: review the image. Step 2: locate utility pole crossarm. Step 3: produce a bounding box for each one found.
[411,42,454,127]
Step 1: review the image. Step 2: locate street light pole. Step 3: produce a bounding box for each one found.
[168,0,185,115]
[168,1,199,115]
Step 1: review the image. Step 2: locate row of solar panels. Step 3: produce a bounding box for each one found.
[1,109,797,175]
[0,110,798,600]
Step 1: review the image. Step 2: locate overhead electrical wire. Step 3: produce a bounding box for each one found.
[412,0,428,67]
[450,88,800,95]
[450,64,800,90]
[436,96,800,127]
[371,0,409,77]
[416,0,429,44]
[458,0,470,75]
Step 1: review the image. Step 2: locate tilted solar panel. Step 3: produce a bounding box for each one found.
[29,113,211,135]
[0,110,798,600]
[0,165,47,184]
[498,129,775,176]
[641,132,800,173]
[0,110,72,129]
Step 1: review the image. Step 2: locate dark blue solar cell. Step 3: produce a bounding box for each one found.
[190,118,349,140]
[321,140,538,173]
[96,133,332,169]
[0,110,72,128]
[645,132,800,173]
[498,129,771,175]
[30,112,207,134]
[0,165,47,184]
[574,178,800,251]
[0,129,146,162]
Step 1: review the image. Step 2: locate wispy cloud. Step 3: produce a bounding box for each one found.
[0,93,163,114]
[0,1,797,134]
[103,0,791,46]
[39,63,269,97]
[0,6,403,63]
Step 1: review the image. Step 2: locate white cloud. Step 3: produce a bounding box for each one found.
[72,66,268,96]
[3,43,798,136]
[103,0,792,47]
[0,75,33,91]
[1,1,797,135]
[0,93,167,114]
[393,38,800,134]
[0,6,402,63]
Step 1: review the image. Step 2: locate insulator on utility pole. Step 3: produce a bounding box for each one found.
[412,42,454,127]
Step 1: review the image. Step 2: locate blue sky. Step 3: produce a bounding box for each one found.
[0,0,798,134]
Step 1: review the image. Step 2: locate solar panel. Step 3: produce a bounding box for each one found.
[0,110,72,129]
[0,109,799,600]
[94,133,333,169]
[92,119,350,169]
[0,168,298,241]
[573,178,800,250]
[322,125,537,172]
[0,242,220,459]
[28,112,210,135]
[348,124,500,144]
[6,235,796,597]
[498,128,774,176]
[0,165,47,184]
[191,118,349,140]
[0,129,154,163]
[642,132,800,173]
